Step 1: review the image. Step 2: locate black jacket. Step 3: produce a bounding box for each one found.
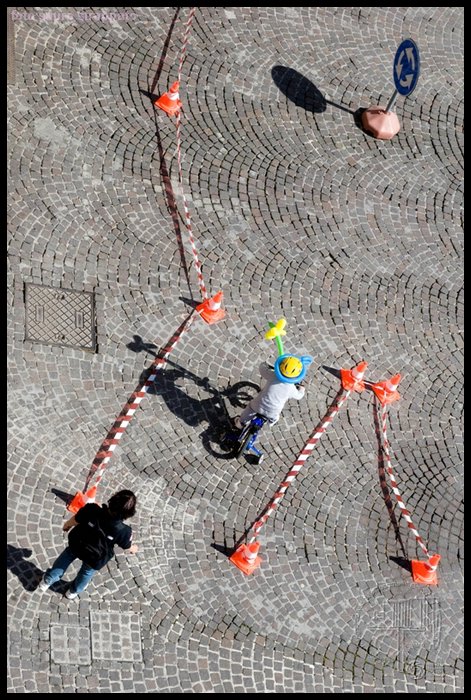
[68,503,133,569]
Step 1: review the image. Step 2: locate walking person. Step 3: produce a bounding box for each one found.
[39,489,138,599]
[235,354,313,428]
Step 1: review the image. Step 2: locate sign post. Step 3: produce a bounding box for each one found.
[361,38,420,140]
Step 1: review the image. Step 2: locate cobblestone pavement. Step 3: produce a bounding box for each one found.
[7,6,463,693]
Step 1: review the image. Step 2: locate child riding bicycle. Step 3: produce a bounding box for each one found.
[234,354,313,428]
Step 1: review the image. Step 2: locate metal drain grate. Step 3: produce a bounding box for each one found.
[25,284,96,351]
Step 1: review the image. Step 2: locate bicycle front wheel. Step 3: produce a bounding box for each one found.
[235,425,255,458]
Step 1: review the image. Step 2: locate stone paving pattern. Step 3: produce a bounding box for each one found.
[7,6,463,693]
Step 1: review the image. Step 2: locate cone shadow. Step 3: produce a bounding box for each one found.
[389,556,412,573]
[51,487,74,504]
[179,296,201,310]
[322,365,342,380]
[139,88,159,103]
[211,542,231,557]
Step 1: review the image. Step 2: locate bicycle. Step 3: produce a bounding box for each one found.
[221,413,268,464]
[219,372,306,464]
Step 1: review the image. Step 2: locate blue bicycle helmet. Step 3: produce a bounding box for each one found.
[274,354,313,383]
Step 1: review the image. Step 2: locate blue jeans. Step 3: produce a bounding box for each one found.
[239,406,278,426]
[43,546,97,594]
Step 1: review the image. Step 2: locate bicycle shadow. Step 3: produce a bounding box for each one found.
[138,357,259,458]
[145,367,225,427]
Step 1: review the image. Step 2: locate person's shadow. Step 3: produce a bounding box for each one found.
[127,335,158,358]
[7,545,45,592]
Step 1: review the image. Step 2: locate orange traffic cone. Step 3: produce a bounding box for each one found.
[340,361,368,392]
[411,553,441,585]
[371,373,401,405]
[154,80,182,116]
[195,291,226,325]
[229,541,262,575]
[67,485,97,514]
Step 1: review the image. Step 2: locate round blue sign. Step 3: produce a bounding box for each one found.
[393,39,420,96]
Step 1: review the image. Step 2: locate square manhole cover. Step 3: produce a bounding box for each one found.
[25,284,96,350]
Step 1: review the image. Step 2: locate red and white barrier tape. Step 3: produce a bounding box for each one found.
[175,111,208,300]
[379,401,429,556]
[250,388,350,541]
[173,7,208,300]
[84,314,196,493]
[177,7,196,84]
[83,11,205,497]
